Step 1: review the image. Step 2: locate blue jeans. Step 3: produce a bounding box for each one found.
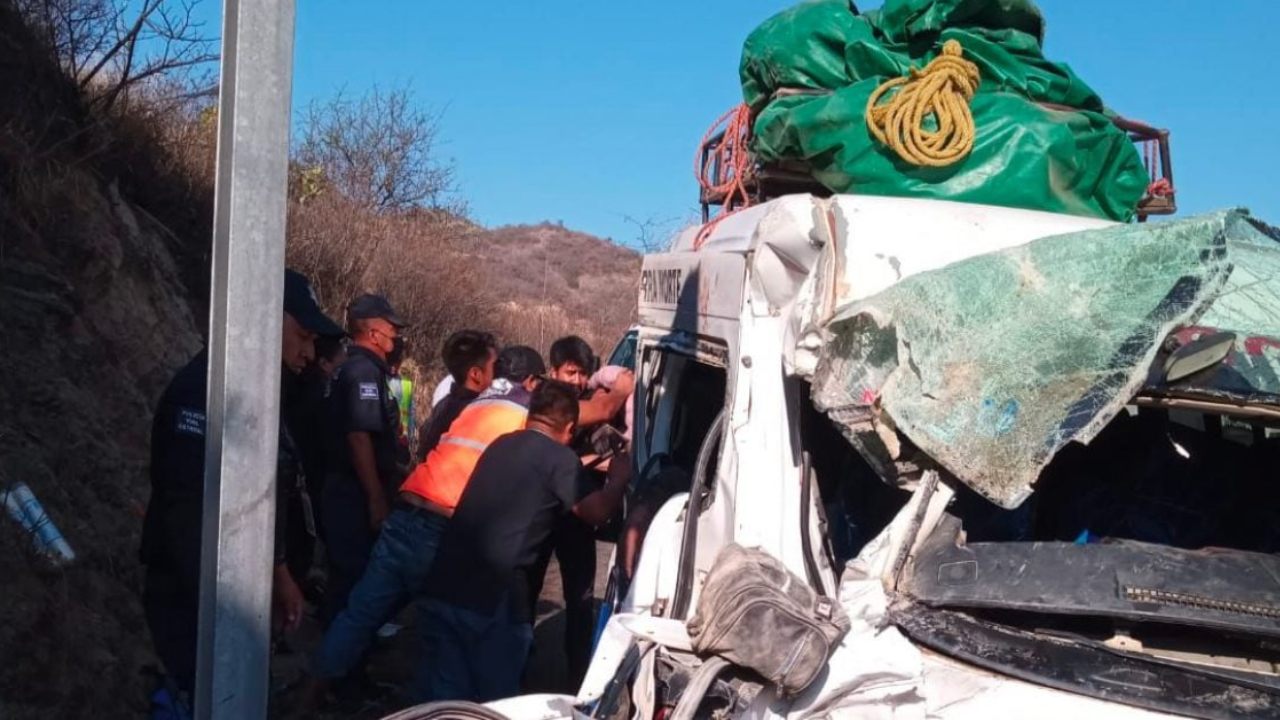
[320,474,377,625]
[417,598,534,703]
[313,506,448,679]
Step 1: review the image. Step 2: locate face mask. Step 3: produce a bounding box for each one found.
[387,335,407,367]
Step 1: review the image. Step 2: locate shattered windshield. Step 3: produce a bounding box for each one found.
[810,210,1280,508]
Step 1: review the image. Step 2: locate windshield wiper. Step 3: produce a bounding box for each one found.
[904,516,1280,641]
[893,602,1280,719]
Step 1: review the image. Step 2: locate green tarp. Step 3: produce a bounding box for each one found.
[810,211,1280,508]
[741,0,1149,221]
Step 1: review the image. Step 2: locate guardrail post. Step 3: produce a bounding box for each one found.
[195,0,296,717]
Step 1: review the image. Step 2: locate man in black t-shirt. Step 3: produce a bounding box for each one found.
[417,382,630,703]
[528,335,608,687]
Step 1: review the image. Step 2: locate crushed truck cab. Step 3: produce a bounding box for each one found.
[466,194,1280,720]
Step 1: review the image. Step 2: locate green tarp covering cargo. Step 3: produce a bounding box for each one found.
[740,0,1150,221]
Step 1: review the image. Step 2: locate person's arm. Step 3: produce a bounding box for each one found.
[572,451,631,527]
[348,431,388,530]
[271,428,305,633]
[620,503,658,579]
[416,398,461,463]
[339,364,395,530]
[577,370,634,427]
[273,563,304,633]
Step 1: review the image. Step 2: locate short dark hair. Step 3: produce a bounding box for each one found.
[528,380,580,431]
[442,330,497,382]
[549,335,595,372]
[495,345,546,381]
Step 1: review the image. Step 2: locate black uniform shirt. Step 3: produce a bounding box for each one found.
[425,429,587,623]
[286,368,332,498]
[141,351,298,593]
[326,346,404,496]
[415,383,480,463]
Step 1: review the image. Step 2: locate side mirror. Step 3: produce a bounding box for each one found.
[1164,331,1236,383]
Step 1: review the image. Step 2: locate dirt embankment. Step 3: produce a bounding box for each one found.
[0,2,204,716]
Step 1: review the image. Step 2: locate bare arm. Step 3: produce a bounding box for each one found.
[347,431,389,529]
[573,452,631,527]
[578,370,634,427]
[272,562,303,633]
[620,504,657,579]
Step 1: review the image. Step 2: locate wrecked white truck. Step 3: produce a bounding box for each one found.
[425,194,1280,720]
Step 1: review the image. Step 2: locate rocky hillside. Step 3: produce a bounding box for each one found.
[476,222,641,354]
[0,2,204,716]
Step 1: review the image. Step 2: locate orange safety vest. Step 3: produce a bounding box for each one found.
[399,385,530,511]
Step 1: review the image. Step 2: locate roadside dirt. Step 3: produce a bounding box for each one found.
[276,543,615,719]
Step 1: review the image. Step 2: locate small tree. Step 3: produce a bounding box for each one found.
[294,86,461,214]
[622,213,683,254]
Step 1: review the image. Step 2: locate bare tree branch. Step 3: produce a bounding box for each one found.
[15,0,217,112]
[294,86,461,214]
[621,214,682,253]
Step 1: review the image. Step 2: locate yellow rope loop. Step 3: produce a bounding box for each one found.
[865,39,981,168]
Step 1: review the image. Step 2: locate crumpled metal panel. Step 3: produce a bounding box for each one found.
[811,210,1280,508]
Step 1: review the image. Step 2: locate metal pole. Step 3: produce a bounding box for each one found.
[196,0,296,718]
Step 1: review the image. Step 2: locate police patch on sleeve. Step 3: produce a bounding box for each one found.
[175,407,206,437]
[358,382,379,400]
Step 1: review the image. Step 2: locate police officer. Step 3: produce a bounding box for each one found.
[284,333,347,592]
[140,269,343,708]
[320,293,409,626]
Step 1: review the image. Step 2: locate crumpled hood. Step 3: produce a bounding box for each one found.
[805,209,1280,508]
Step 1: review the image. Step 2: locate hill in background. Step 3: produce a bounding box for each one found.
[478,221,640,354]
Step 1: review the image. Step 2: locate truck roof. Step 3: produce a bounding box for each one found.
[668,194,1115,256]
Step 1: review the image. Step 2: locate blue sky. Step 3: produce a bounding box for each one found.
[200,1,1279,247]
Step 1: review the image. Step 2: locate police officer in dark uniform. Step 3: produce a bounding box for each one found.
[283,333,347,593]
[320,293,409,626]
[140,269,343,707]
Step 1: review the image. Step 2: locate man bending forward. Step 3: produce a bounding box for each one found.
[418,381,629,702]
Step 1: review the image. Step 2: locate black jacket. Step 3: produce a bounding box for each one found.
[415,383,480,463]
[141,351,300,593]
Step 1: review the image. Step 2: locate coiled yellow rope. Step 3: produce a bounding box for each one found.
[865,40,981,167]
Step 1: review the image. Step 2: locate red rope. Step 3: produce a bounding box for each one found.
[1143,139,1174,198]
[1147,177,1174,198]
[694,104,753,250]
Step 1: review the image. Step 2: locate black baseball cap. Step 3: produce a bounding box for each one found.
[347,293,408,328]
[495,345,546,381]
[284,269,344,337]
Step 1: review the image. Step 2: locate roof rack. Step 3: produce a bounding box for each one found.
[698,109,1176,223]
[1037,104,1176,221]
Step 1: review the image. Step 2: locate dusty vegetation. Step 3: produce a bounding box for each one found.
[283,87,640,399]
[0,0,639,716]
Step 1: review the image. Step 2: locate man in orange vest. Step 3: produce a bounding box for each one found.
[417,381,631,702]
[303,345,632,706]
[415,330,500,463]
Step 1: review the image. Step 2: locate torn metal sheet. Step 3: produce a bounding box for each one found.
[788,196,1112,379]
[810,210,1280,508]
